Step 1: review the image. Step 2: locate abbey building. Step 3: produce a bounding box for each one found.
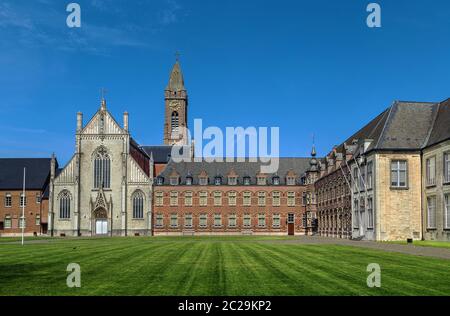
[1,60,449,241]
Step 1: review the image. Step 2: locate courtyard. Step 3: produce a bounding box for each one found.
[1,236,450,296]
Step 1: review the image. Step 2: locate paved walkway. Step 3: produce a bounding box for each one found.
[265,236,450,260]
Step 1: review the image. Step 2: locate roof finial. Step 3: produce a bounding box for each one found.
[100,88,107,111]
[175,51,181,62]
[311,133,317,157]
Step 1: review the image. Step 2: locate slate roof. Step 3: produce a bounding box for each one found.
[0,158,54,190]
[372,101,438,150]
[141,145,174,163]
[425,98,450,148]
[157,158,312,186]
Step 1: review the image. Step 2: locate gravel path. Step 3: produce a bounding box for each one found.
[264,236,450,260]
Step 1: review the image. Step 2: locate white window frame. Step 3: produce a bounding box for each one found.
[228,214,237,228]
[272,214,281,228]
[184,214,193,228]
[243,214,251,228]
[444,153,450,184]
[170,214,178,228]
[4,193,11,208]
[155,192,164,206]
[272,191,280,207]
[391,160,408,188]
[228,191,237,206]
[426,156,436,186]
[427,196,436,229]
[199,214,208,228]
[214,214,222,228]
[445,194,450,229]
[184,191,193,206]
[258,214,266,228]
[155,214,164,228]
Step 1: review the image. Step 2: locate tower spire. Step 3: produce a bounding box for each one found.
[166,54,185,91]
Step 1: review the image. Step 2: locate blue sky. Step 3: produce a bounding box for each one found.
[0,0,449,165]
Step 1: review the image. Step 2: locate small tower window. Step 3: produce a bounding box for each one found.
[171,111,179,135]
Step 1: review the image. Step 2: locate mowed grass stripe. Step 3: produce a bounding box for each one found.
[1,237,450,296]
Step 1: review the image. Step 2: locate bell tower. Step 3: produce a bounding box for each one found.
[164,56,188,145]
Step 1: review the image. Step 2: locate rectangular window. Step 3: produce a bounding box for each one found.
[20,194,26,207]
[199,177,208,186]
[214,214,222,227]
[243,192,251,206]
[426,157,436,186]
[257,177,266,185]
[228,214,236,228]
[35,193,41,204]
[199,191,208,206]
[367,197,374,229]
[287,213,294,223]
[35,215,41,226]
[155,192,164,206]
[228,177,237,185]
[170,177,179,185]
[287,192,295,207]
[360,168,365,191]
[272,214,281,228]
[258,214,266,227]
[391,160,408,188]
[427,196,436,229]
[353,199,359,227]
[228,191,237,206]
[170,214,178,228]
[184,191,193,206]
[4,216,11,229]
[445,194,450,229]
[213,192,222,206]
[184,214,193,228]
[156,214,164,228]
[258,192,266,206]
[353,168,359,192]
[199,214,208,228]
[4,194,11,207]
[170,192,178,206]
[243,214,251,228]
[445,153,450,183]
[367,161,373,190]
[19,217,25,229]
[286,177,296,186]
[272,192,280,206]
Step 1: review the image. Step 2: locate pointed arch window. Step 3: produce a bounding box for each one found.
[132,191,144,219]
[94,148,111,189]
[171,111,179,135]
[59,191,71,219]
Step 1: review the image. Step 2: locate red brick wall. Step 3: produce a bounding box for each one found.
[0,190,47,236]
[153,185,310,235]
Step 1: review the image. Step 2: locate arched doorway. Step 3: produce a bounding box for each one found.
[93,208,108,236]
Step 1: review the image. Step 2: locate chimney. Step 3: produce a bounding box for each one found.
[123,112,129,132]
[77,112,83,132]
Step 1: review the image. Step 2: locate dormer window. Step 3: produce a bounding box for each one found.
[272,176,280,185]
[214,177,222,186]
[156,177,164,185]
[286,177,296,186]
[170,177,179,186]
[243,177,251,186]
[228,176,237,185]
[199,177,208,186]
[257,176,266,186]
[185,176,193,186]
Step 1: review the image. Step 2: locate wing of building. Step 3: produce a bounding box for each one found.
[0,158,55,236]
[316,99,450,241]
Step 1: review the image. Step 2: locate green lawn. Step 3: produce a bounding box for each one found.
[1,236,449,296]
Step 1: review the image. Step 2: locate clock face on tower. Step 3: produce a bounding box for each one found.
[169,100,181,111]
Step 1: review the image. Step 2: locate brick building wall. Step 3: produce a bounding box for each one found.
[0,190,47,236]
[153,185,311,235]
